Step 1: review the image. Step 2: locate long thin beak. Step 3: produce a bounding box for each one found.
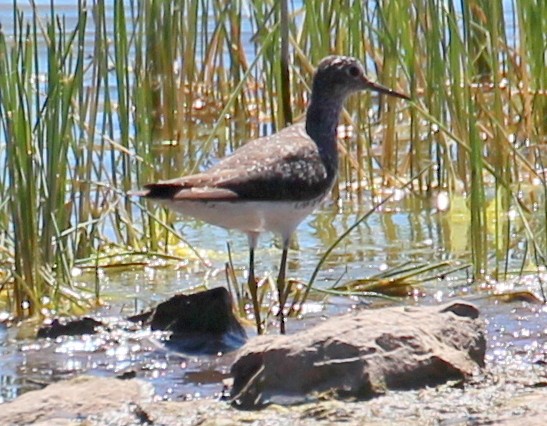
[363,76,410,100]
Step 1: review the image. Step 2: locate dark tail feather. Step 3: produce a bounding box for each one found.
[130,183,184,199]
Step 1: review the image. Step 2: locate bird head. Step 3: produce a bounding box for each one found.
[313,56,410,101]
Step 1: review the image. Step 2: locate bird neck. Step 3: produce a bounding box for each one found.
[306,95,344,142]
[305,94,344,167]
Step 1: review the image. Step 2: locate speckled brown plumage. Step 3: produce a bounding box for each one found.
[142,123,334,202]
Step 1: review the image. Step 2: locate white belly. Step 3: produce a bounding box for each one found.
[158,196,325,241]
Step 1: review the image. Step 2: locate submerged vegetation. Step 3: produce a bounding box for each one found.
[0,0,544,319]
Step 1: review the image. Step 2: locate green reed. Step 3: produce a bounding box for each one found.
[0,0,544,318]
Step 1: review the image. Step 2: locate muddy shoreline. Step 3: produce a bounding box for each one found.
[0,360,546,425]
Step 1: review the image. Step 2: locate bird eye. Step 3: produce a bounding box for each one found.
[347,65,361,77]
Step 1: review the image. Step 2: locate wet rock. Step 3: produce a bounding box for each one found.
[37,317,103,339]
[130,286,247,354]
[230,301,485,408]
[149,287,240,334]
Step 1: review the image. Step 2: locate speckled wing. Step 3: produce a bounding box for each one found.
[142,123,334,202]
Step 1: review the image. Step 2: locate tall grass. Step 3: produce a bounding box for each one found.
[0,0,544,318]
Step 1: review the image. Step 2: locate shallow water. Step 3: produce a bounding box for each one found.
[1,193,545,404]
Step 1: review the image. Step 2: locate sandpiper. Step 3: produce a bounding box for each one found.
[134,56,409,334]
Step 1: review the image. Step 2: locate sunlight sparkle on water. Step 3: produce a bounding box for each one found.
[436,191,450,211]
[192,98,206,110]
[508,208,518,220]
[40,308,51,316]
[71,267,82,277]
[392,188,406,201]
[513,328,531,338]
[63,358,84,371]
[144,360,168,371]
[337,124,354,139]
[106,344,131,358]
[434,290,444,302]
[55,336,104,354]
[298,301,323,315]
[21,342,42,352]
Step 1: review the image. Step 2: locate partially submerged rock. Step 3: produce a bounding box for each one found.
[36,287,246,355]
[149,287,243,335]
[231,301,485,407]
[129,286,247,354]
[37,317,104,339]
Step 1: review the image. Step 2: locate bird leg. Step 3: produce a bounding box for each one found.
[247,234,262,335]
[276,242,290,334]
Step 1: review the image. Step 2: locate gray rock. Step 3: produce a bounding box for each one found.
[230,301,486,407]
[0,375,154,426]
